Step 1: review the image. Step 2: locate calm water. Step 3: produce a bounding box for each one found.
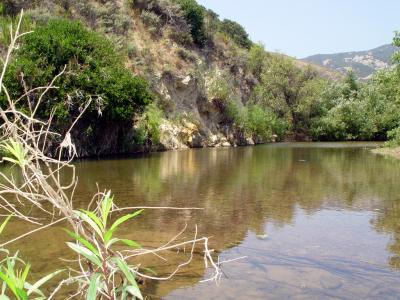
[5,142,400,299]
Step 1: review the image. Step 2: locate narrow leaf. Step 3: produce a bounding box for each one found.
[0,216,12,235]
[108,210,143,234]
[120,239,141,249]
[74,211,103,239]
[63,229,99,256]
[86,273,100,300]
[126,285,143,300]
[27,269,64,296]
[66,243,102,268]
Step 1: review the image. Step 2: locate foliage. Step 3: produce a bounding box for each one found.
[205,68,232,103]
[174,0,206,46]
[2,18,153,125]
[225,101,287,141]
[0,139,28,167]
[393,31,400,65]
[244,105,287,141]
[0,14,32,46]
[310,67,400,141]
[251,53,322,136]
[219,19,252,49]
[386,127,400,147]
[0,217,63,300]
[65,191,144,299]
[140,10,162,35]
[247,43,266,79]
[134,103,163,146]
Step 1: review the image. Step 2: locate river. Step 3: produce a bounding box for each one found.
[5,142,400,299]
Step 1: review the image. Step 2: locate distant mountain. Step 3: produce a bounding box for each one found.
[302,44,398,80]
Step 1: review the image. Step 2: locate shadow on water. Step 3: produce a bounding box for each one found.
[3,142,400,299]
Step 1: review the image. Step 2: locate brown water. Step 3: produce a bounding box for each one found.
[4,142,400,299]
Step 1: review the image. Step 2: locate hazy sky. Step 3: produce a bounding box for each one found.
[196,0,400,58]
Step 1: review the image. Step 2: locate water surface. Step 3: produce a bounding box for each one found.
[5,142,400,299]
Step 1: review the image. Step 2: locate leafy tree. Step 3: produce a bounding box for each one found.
[219,19,252,49]
[393,31,400,65]
[2,18,153,124]
[175,0,206,46]
[247,43,267,79]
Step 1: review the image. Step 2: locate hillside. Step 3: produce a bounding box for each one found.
[1,0,399,157]
[302,44,398,79]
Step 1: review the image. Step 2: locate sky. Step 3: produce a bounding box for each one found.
[196,0,400,58]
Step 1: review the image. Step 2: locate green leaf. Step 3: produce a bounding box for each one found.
[86,273,100,300]
[113,258,137,287]
[103,229,115,243]
[21,263,30,283]
[141,267,157,276]
[0,270,17,298]
[79,210,104,232]
[27,269,64,296]
[74,211,103,239]
[63,229,99,256]
[0,216,12,235]
[125,285,143,300]
[109,210,143,232]
[105,237,120,248]
[15,288,27,300]
[66,242,102,268]
[120,239,141,249]
[101,191,113,227]
[1,139,28,168]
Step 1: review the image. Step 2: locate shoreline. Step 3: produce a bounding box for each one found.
[371,146,400,159]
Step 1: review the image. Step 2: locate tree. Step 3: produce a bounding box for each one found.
[175,0,206,46]
[219,19,252,49]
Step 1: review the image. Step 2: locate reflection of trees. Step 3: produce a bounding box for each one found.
[72,144,400,291]
[4,144,400,297]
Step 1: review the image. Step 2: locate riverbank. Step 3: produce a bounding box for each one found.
[371,146,400,159]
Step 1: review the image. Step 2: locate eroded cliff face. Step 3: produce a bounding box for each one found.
[152,64,256,151]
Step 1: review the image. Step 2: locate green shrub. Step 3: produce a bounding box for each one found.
[205,69,231,102]
[175,0,206,46]
[244,105,287,141]
[140,10,162,35]
[134,103,163,146]
[168,29,193,46]
[386,127,400,147]
[2,18,153,125]
[247,43,266,79]
[219,19,252,49]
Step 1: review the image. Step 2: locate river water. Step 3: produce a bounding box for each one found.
[5,142,400,299]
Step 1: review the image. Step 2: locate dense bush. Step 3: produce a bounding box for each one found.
[224,100,287,141]
[205,68,232,103]
[247,43,266,79]
[174,0,206,46]
[386,127,400,147]
[2,18,153,125]
[134,103,163,146]
[244,105,287,141]
[219,19,252,49]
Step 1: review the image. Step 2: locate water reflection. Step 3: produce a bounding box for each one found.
[3,142,400,299]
